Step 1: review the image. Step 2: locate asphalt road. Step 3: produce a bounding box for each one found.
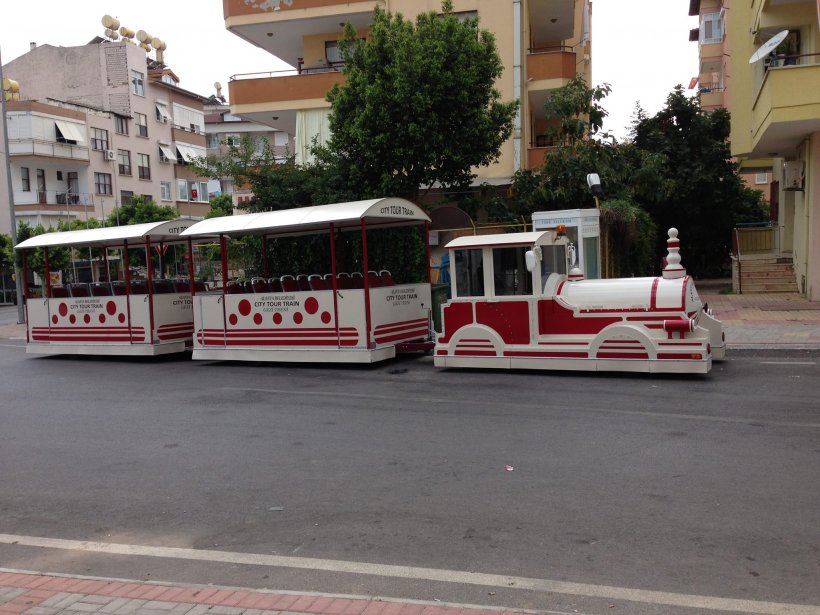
[0,340,818,615]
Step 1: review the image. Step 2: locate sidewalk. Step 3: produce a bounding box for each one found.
[0,570,532,615]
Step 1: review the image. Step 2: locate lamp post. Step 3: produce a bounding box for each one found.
[586,172,606,277]
[1,46,26,323]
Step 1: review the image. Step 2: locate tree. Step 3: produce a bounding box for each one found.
[207,193,234,219]
[632,88,769,277]
[107,195,178,226]
[322,0,518,200]
[510,75,660,276]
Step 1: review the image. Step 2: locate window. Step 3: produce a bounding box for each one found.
[160,181,172,201]
[118,149,131,175]
[115,116,128,135]
[155,102,172,123]
[135,112,148,137]
[177,179,189,201]
[198,181,208,202]
[492,247,532,296]
[158,143,175,163]
[130,70,145,96]
[325,41,341,65]
[454,249,484,297]
[454,10,478,23]
[120,190,134,204]
[137,153,150,180]
[91,127,109,150]
[701,12,723,44]
[225,133,240,147]
[755,172,769,185]
[21,167,30,191]
[95,172,113,195]
[190,123,199,133]
[206,133,219,149]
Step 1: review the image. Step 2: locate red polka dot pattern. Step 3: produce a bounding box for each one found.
[238,299,252,316]
[305,297,319,315]
[321,311,331,324]
[293,312,303,324]
[253,313,263,325]
[59,303,68,316]
[229,313,238,325]
[273,312,283,325]
[106,301,117,315]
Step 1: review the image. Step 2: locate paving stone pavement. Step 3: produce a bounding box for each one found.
[0,570,532,615]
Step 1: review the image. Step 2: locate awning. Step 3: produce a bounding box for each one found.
[158,143,176,162]
[155,101,172,122]
[55,120,86,145]
[175,143,205,162]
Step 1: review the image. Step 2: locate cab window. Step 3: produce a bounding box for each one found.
[454,248,484,297]
[492,246,532,296]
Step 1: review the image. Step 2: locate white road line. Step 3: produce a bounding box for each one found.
[759,361,817,366]
[0,534,818,614]
[227,387,820,429]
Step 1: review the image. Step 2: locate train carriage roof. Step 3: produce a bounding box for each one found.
[15,219,198,250]
[445,231,554,250]
[180,198,431,239]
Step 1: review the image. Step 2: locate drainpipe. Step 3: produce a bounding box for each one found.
[513,0,522,172]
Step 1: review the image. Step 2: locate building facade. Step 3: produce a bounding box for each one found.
[1,39,212,236]
[204,93,293,208]
[725,0,820,299]
[220,0,592,186]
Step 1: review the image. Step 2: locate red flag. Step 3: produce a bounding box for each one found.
[688,77,699,90]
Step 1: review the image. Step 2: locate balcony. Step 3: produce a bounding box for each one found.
[527,48,577,83]
[14,190,94,211]
[528,0,575,42]
[698,81,725,109]
[222,0,377,67]
[228,68,345,134]
[751,54,820,155]
[9,139,90,162]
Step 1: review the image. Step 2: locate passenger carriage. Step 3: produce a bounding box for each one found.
[179,198,433,363]
[433,227,725,374]
[15,219,201,356]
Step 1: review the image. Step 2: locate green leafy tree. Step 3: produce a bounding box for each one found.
[632,88,769,277]
[107,195,178,226]
[511,75,659,276]
[322,0,518,200]
[207,193,234,218]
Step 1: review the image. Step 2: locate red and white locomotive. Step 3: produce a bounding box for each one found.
[433,227,725,374]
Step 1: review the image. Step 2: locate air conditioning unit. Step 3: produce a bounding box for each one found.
[104,149,116,161]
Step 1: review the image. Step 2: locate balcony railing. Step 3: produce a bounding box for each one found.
[732,222,779,258]
[8,139,90,161]
[15,190,94,207]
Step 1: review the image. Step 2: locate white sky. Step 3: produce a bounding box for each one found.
[1,0,699,142]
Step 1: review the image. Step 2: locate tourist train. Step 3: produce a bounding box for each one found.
[15,197,725,374]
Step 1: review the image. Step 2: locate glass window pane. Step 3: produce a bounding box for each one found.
[454,248,484,297]
[492,247,532,296]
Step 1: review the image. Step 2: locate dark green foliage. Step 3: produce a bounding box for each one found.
[107,195,178,226]
[632,88,769,277]
[323,0,518,200]
[207,193,234,219]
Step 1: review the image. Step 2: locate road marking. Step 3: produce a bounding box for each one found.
[227,387,820,429]
[0,342,24,349]
[0,534,818,614]
[759,361,817,366]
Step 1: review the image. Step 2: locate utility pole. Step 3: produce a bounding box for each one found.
[0,46,26,324]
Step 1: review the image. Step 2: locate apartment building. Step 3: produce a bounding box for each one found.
[1,38,212,235]
[221,0,592,187]
[723,0,820,299]
[204,90,292,208]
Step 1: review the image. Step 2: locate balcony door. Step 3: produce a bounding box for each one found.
[37,169,46,204]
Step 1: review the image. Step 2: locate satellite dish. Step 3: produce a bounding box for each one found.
[136,30,152,43]
[749,30,789,63]
[151,37,166,50]
[101,15,119,29]
[119,26,135,39]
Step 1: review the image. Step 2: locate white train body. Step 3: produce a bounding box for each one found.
[434,228,725,374]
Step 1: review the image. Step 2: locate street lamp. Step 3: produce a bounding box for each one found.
[586,173,602,207]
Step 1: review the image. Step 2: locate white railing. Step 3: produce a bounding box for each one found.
[9,139,90,161]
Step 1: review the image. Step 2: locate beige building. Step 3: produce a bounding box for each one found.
[221,0,592,186]
[204,92,293,208]
[713,0,820,299]
[1,39,212,236]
